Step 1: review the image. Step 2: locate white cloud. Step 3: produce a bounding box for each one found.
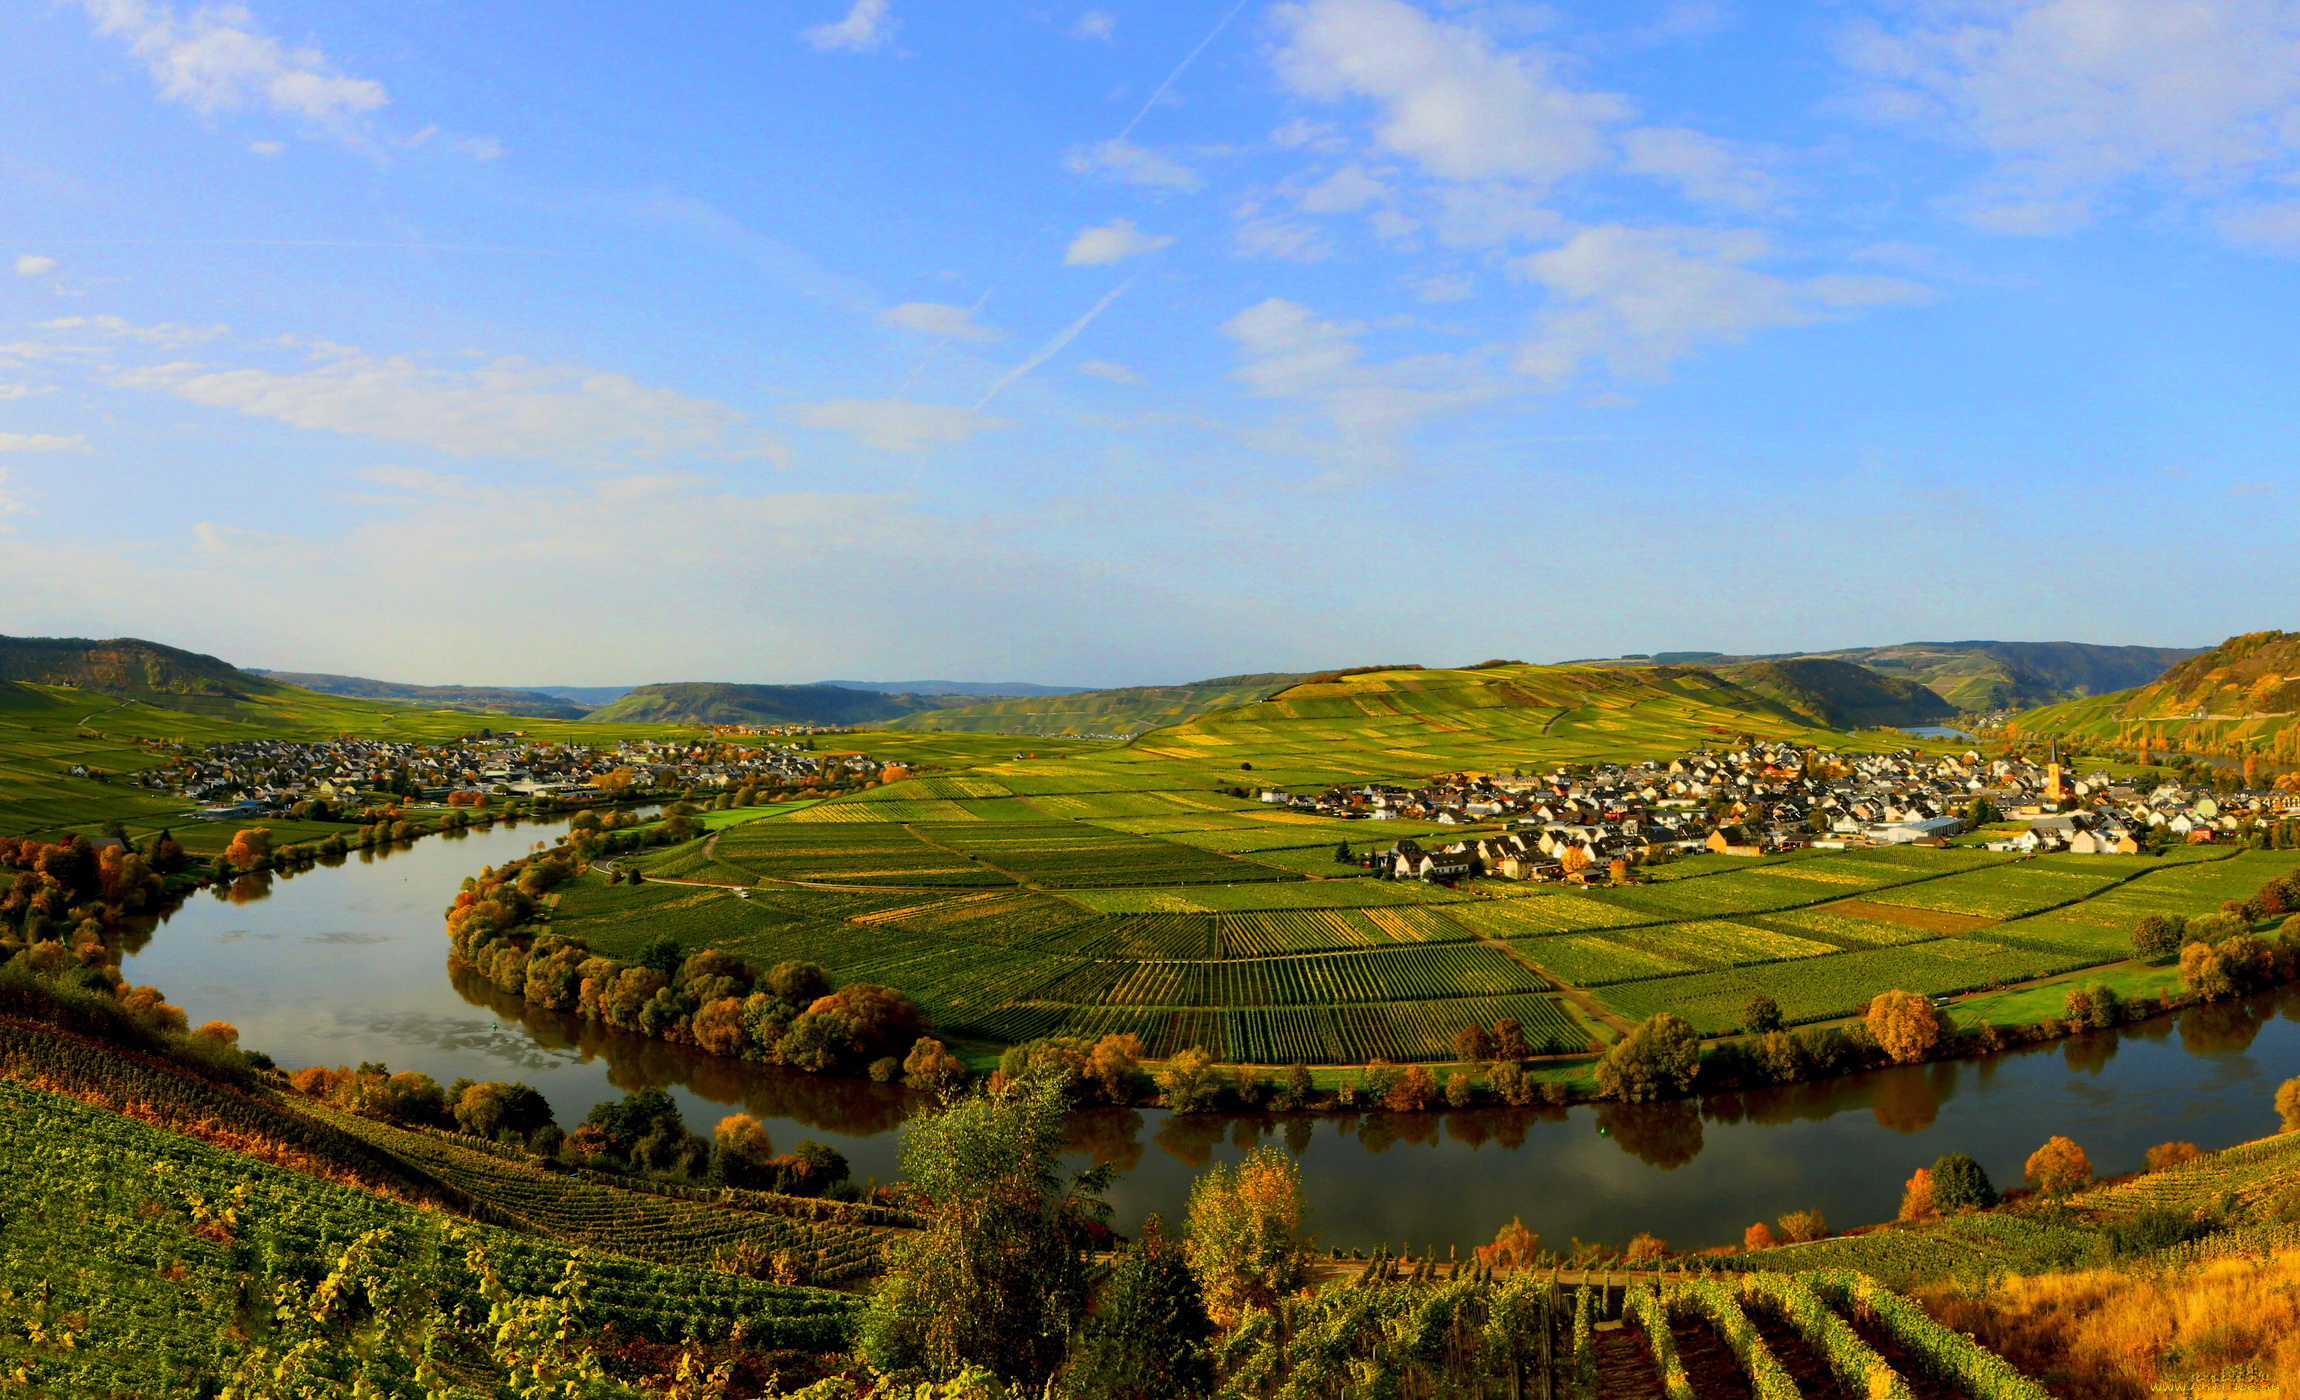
[1064,139,1203,190]
[1843,0,2300,233]
[0,386,54,401]
[1234,216,1334,261]
[0,433,91,453]
[1064,218,1175,266]
[802,0,896,53]
[1621,127,1785,211]
[83,0,388,139]
[1077,358,1147,384]
[38,315,226,347]
[1514,225,1929,382]
[1413,272,1474,301]
[1294,164,1391,213]
[1270,0,1630,185]
[879,301,1005,341]
[1221,297,1500,446]
[1073,10,1117,41]
[14,256,57,277]
[247,139,284,155]
[113,350,751,459]
[2219,200,2300,250]
[785,397,1005,452]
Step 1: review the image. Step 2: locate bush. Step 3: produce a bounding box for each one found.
[1930,1152,1998,1210]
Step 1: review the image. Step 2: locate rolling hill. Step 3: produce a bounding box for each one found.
[253,670,589,719]
[882,672,1311,737]
[1588,640,2202,711]
[2005,629,2300,760]
[0,634,264,699]
[585,681,983,727]
[1717,657,1956,728]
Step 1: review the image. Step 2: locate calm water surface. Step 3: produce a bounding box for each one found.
[122,816,2300,1253]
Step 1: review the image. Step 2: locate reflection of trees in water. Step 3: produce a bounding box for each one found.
[1867,1064,1948,1133]
[2178,998,2270,1055]
[2061,1030,2118,1075]
[444,960,913,1137]
[1154,1113,1229,1167]
[1594,1100,1702,1169]
[221,873,273,905]
[1066,1108,1147,1173]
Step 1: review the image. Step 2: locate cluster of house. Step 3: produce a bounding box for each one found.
[133,734,901,820]
[1292,742,2300,883]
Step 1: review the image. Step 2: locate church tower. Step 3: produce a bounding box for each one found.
[2044,737,2067,805]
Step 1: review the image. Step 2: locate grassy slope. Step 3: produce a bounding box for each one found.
[880,672,1310,737]
[1718,658,1955,728]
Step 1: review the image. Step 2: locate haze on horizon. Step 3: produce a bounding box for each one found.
[2,0,2295,688]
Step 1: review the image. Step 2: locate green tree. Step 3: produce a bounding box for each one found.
[1742,993,1784,1035]
[1595,1013,1700,1102]
[1928,1152,1998,1210]
[2132,913,2183,962]
[2276,1076,2300,1133]
[861,1075,1110,1385]
[1062,1215,1212,1399]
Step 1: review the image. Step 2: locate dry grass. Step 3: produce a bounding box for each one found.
[1915,1247,2300,1399]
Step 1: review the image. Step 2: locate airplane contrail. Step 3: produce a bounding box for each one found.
[975,279,1133,410]
[1114,0,1255,143]
[896,286,995,397]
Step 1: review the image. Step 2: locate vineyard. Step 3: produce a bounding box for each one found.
[0,1078,861,1395]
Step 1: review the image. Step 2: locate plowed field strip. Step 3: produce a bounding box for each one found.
[1822,898,1998,936]
[1670,1318,1754,1400]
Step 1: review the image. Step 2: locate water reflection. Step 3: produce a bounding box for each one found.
[121,805,2300,1254]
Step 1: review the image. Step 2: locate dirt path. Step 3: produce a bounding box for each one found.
[1744,1302,1854,1400]
[1595,1321,1666,1400]
[1669,1317,1753,1400]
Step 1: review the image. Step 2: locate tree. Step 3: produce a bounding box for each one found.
[1384,1064,1438,1112]
[1475,1217,1540,1271]
[223,826,273,872]
[713,1113,776,1188]
[1624,1232,1667,1262]
[1866,989,1945,1064]
[1063,1216,1212,1400]
[1742,1221,1775,1251]
[2180,940,2234,998]
[1183,1145,1308,1329]
[1274,1062,1313,1112]
[1929,1152,1998,1211]
[2145,1141,2203,1173]
[2277,1076,2300,1133]
[1085,1032,1144,1105]
[860,1075,1108,1385]
[1453,1022,1496,1062]
[903,1037,971,1100]
[2025,1135,2092,1195]
[1595,1013,1699,1102]
[1743,993,1784,1035]
[1899,1167,1936,1221]
[1154,1048,1223,1113]
[453,1081,552,1140]
[1491,1017,1530,1062]
[1776,1209,1827,1243]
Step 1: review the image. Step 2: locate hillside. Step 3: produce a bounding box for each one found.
[254,669,589,719]
[1718,657,1955,728]
[883,672,1310,737]
[2006,629,2300,760]
[586,680,981,727]
[1588,640,2202,711]
[820,677,1081,697]
[0,633,271,699]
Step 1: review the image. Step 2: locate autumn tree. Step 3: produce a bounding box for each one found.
[1623,1232,1667,1262]
[713,1113,776,1189]
[1776,1210,1827,1243]
[1183,1145,1308,1329]
[1898,1166,1936,1221]
[2277,1076,2300,1133]
[902,1038,970,1100]
[2180,940,2234,998]
[2145,1141,2203,1173]
[1491,1016,1530,1062]
[2025,1135,2092,1195]
[223,826,273,872]
[1453,1023,1496,1062]
[1866,988,1946,1064]
[1595,1013,1699,1102]
[1476,1217,1541,1271]
[1085,1032,1145,1105]
[2132,913,2183,961]
[1062,1215,1212,1400]
[1385,1064,1438,1112]
[1742,1221,1775,1251]
[1154,1048,1223,1113]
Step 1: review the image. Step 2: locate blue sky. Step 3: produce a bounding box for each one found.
[4,0,2299,687]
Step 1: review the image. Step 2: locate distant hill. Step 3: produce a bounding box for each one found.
[2006,630,2300,759]
[1588,640,2202,711]
[0,635,266,699]
[817,679,1082,697]
[584,682,984,727]
[883,673,1311,737]
[529,685,636,707]
[253,671,588,720]
[1716,658,1956,728]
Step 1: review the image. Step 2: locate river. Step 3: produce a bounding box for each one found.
[120,813,2300,1254]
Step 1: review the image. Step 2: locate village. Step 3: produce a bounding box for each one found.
[1258,742,2300,884]
[125,733,902,819]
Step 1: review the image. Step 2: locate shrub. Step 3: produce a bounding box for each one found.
[2024,1135,2092,1194]
[1930,1151,1999,1210]
[2144,1141,2202,1172]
